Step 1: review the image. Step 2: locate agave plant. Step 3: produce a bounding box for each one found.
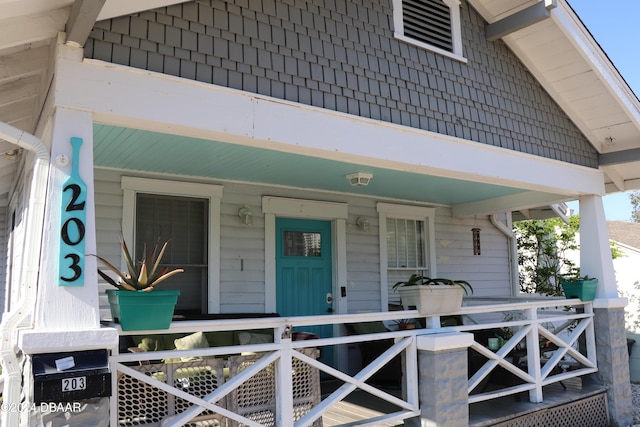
[392,274,473,295]
[95,235,184,291]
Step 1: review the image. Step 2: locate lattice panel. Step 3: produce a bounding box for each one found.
[117,350,322,427]
[117,359,226,427]
[227,348,322,427]
[292,349,322,424]
[490,392,609,427]
[227,353,277,427]
[173,361,226,427]
[117,364,169,426]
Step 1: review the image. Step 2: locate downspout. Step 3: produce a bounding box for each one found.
[0,122,50,426]
[491,213,519,297]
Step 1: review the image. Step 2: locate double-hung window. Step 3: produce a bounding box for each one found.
[378,203,436,306]
[392,0,465,61]
[121,177,222,314]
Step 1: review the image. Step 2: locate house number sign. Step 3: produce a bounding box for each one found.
[58,137,86,286]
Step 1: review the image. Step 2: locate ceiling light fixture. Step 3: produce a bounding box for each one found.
[346,172,373,187]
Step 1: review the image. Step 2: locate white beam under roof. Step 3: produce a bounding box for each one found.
[452,191,572,218]
[65,0,107,47]
[56,57,606,199]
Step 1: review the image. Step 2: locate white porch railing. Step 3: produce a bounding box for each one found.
[450,298,597,404]
[108,298,595,426]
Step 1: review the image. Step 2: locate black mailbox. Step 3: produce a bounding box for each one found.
[32,349,111,404]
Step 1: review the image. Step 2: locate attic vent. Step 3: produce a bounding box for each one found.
[403,0,453,52]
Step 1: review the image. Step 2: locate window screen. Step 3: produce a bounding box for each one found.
[386,217,428,304]
[136,193,208,314]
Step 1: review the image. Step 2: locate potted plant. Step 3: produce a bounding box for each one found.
[559,275,598,301]
[96,236,183,331]
[392,274,473,315]
[391,318,417,330]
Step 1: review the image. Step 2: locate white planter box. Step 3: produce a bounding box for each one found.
[398,285,464,315]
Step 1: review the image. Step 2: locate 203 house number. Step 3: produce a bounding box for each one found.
[62,376,86,392]
[60,183,86,282]
[58,137,87,287]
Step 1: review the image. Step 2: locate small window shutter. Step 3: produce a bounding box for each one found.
[403,0,453,52]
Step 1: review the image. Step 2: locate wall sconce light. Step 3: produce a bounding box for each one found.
[346,172,373,187]
[472,228,481,255]
[356,216,370,232]
[238,206,253,225]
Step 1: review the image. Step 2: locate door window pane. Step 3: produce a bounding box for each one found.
[283,231,321,257]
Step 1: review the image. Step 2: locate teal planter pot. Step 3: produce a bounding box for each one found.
[106,289,180,331]
[560,279,598,301]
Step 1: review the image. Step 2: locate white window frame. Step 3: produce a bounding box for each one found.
[121,177,223,312]
[377,202,437,309]
[392,0,467,63]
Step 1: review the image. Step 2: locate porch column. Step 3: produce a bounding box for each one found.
[579,195,632,426]
[407,332,474,427]
[13,41,119,427]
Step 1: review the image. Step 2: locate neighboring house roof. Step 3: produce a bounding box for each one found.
[1,0,640,210]
[608,221,640,250]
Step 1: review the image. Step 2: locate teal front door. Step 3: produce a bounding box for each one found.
[276,218,333,363]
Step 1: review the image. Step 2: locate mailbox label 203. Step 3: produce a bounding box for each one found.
[62,376,86,392]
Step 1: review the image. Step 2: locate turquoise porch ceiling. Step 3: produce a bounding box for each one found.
[93,124,526,205]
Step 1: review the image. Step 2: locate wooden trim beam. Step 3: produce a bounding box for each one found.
[66,0,106,47]
[486,0,557,42]
[451,191,569,218]
[599,148,640,166]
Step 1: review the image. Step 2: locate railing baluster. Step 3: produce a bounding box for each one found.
[525,307,543,403]
[276,332,294,426]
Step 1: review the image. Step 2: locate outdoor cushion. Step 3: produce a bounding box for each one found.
[174,331,210,361]
[133,333,185,352]
[237,331,273,345]
[205,330,236,347]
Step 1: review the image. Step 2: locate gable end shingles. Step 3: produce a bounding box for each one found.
[85,0,597,168]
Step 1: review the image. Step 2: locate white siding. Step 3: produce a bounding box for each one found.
[94,169,125,319]
[94,168,513,317]
[434,209,512,297]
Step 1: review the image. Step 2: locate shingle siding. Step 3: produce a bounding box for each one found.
[86,0,597,167]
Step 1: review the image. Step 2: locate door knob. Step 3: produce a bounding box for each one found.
[326,293,333,303]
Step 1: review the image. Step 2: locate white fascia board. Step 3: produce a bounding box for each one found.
[98,0,189,20]
[56,58,604,197]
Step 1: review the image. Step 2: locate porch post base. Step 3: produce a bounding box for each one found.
[589,307,633,426]
[405,332,473,427]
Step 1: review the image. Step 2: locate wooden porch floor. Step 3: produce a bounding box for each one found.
[319,378,607,426]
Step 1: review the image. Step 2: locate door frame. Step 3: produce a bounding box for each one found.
[263,196,348,317]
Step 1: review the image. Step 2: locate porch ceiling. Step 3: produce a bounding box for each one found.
[94,124,529,207]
